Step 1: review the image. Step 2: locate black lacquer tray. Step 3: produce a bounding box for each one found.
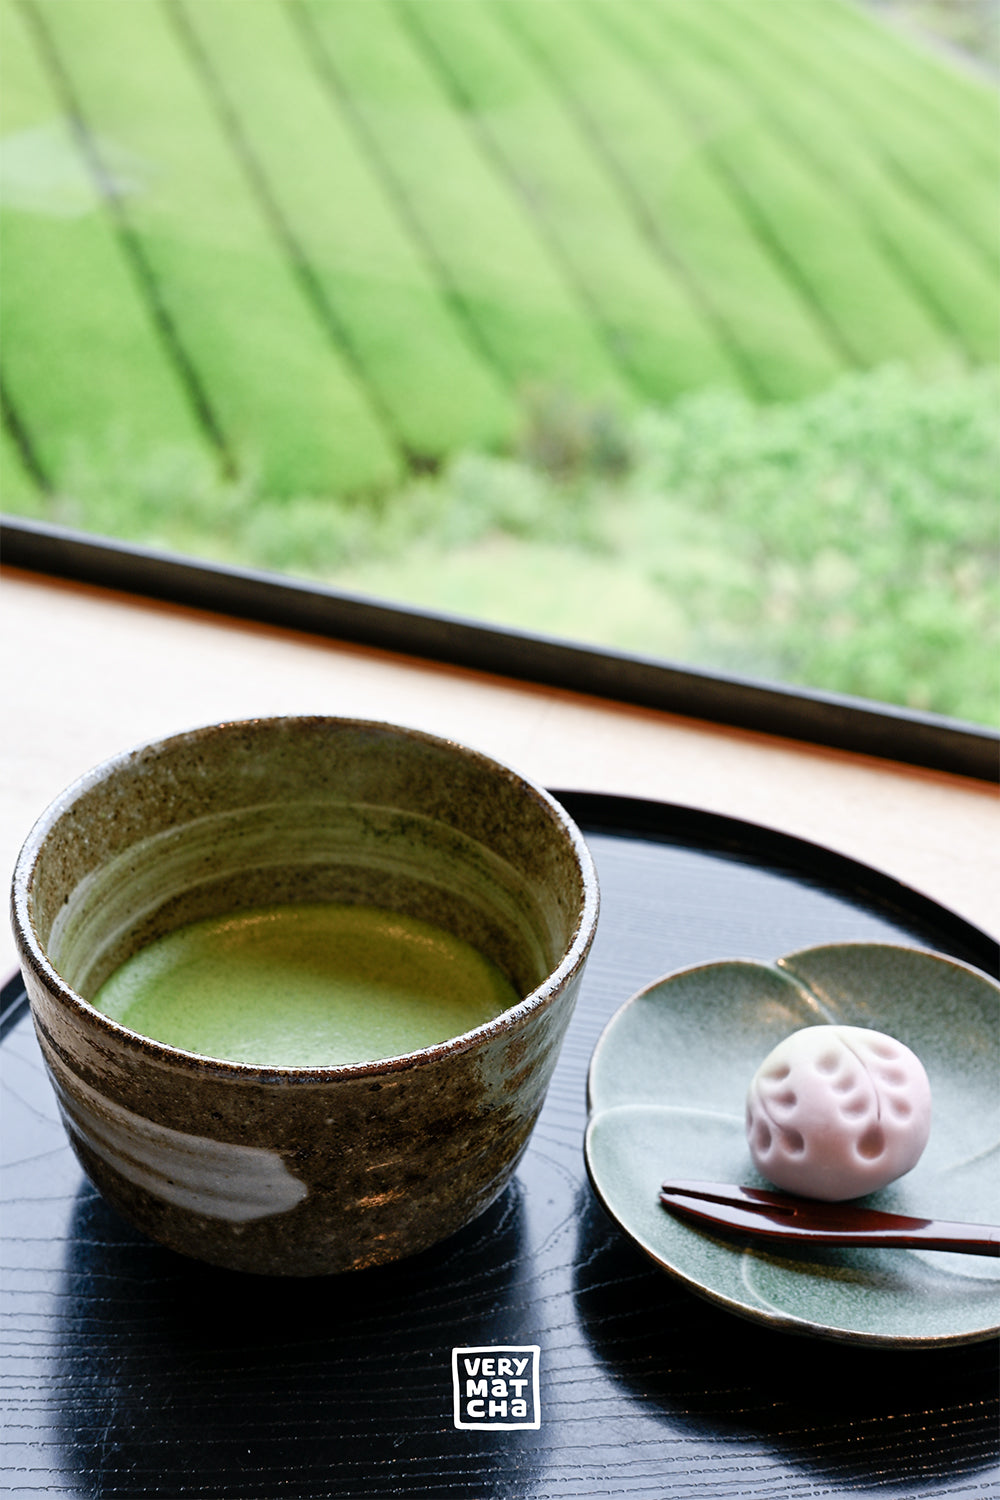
[3,794,998,1500]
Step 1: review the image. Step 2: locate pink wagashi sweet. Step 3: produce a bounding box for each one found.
[745,1025,931,1202]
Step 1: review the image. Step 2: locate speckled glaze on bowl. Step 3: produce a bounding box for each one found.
[11,717,598,1276]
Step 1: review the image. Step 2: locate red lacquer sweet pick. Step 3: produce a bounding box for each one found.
[659,1180,1000,1256]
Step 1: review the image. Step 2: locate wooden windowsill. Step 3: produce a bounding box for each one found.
[3,565,997,981]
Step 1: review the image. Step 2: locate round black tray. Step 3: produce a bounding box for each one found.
[2,794,997,1500]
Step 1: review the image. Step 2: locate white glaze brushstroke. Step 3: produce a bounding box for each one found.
[50,1067,308,1222]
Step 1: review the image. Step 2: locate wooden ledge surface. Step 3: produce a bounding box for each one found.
[3,566,997,980]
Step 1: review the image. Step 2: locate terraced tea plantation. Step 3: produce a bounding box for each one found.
[2,0,997,721]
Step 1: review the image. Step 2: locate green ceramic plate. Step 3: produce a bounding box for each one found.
[585,943,1000,1347]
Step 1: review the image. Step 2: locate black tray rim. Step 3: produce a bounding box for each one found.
[552,790,999,977]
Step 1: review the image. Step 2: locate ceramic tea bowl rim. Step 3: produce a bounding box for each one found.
[12,714,600,1084]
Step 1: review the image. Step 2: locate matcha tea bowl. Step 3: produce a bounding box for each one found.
[11,717,599,1276]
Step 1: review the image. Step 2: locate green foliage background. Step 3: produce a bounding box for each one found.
[17,363,997,726]
[1,0,997,723]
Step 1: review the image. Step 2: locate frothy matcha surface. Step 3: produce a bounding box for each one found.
[92,903,520,1066]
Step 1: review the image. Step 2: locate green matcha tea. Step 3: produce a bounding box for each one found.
[92,903,520,1066]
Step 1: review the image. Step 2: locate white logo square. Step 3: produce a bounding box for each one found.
[452,1344,541,1429]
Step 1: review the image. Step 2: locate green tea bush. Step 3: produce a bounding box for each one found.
[325,363,1000,725]
[623,365,998,718]
[16,363,999,727]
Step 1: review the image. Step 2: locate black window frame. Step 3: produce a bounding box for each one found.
[3,514,997,782]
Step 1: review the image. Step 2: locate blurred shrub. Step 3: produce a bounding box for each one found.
[23,362,999,725]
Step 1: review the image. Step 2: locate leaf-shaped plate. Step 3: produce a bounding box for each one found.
[585,943,1000,1346]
